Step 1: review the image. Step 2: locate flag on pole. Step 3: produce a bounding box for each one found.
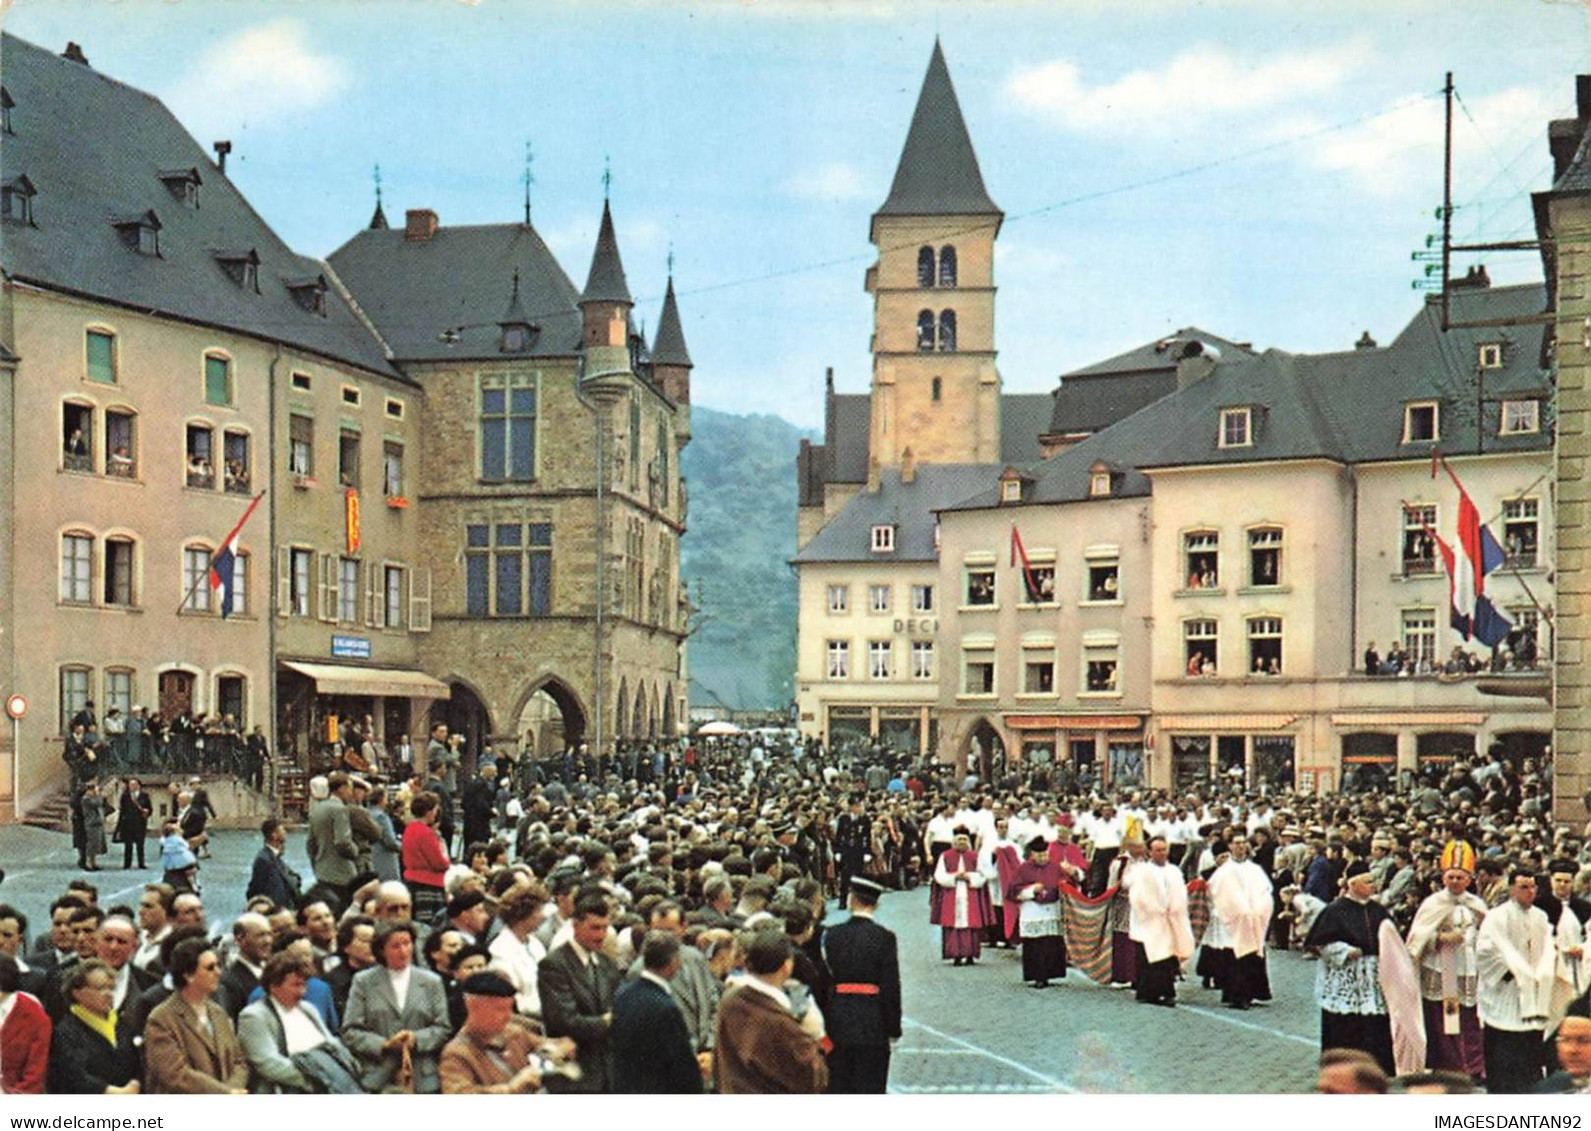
[1010,525,1043,603]
[1433,459,1512,647]
[210,492,265,619]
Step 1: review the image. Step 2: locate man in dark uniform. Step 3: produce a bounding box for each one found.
[824,877,901,1094]
[833,795,871,904]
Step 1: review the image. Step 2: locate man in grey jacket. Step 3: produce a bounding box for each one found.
[307,773,359,900]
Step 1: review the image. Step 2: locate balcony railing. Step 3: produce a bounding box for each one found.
[93,732,263,784]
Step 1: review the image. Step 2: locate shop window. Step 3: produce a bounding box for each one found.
[1251,736,1296,791]
[826,640,850,680]
[911,640,934,680]
[1502,499,1538,568]
[223,431,251,495]
[63,403,94,473]
[869,640,893,680]
[1087,558,1119,602]
[1185,619,1218,676]
[1172,736,1211,792]
[1417,731,1474,769]
[104,537,135,606]
[61,532,93,604]
[1184,531,1219,589]
[965,567,996,607]
[106,410,136,478]
[1341,733,1397,794]
[185,425,214,488]
[1247,616,1283,675]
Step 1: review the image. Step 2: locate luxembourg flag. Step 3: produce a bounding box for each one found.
[210,491,265,619]
[1436,460,1512,647]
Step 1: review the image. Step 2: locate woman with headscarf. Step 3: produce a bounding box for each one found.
[1006,837,1066,987]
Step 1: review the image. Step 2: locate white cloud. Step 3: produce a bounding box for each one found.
[785,161,873,202]
[994,242,1072,277]
[169,21,351,135]
[1277,84,1560,196]
[1006,39,1372,134]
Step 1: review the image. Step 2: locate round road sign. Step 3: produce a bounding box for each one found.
[5,694,25,720]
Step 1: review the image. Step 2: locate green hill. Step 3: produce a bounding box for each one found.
[680,406,815,709]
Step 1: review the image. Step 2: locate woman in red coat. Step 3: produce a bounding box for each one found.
[402,791,452,921]
[0,955,51,1094]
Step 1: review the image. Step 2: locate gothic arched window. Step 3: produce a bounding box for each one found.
[917,246,935,288]
[938,310,957,353]
[939,245,957,287]
[917,310,936,351]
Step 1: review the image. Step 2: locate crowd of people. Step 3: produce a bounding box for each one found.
[1,728,1588,1096]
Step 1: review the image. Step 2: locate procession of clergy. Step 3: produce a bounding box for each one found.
[929,816,1590,1093]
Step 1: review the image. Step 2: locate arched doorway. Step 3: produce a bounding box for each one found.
[614,678,629,740]
[662,686,676,739]
[631,688,645,739]
[514,678,587,771]
[432,680,492,779]
[962,718,1005,784]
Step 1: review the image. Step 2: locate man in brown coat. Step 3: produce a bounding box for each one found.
[141,937,247,1094]
[439,971,575,1093]
[714,932,828,1094]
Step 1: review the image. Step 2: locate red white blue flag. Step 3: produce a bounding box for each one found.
[210,492,264,619]
[1434,459,1511,647]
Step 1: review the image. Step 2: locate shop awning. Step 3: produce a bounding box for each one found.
[1006,714,1142,731]
[1330,712,1484,727]
[281,661,450,700]
[1156,714,1297,730]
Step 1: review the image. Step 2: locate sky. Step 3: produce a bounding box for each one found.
[6,0,1590,428]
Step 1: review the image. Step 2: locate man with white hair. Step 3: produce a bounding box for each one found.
[373,881,414,923]
[217,912,274,1020]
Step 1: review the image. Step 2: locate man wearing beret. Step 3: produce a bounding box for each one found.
[438,971,576,1094]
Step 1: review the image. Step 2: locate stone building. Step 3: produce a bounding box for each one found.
[1537,75,1591,820]
[0,33,692,817]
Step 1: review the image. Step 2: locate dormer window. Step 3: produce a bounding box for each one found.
[1404,401,1439,444]
[113,210,162,256]
[1478,342,1504,369]
[1091,472,1111,497]
[999,466,1032,505]
[158,167,201,208]
[286,276,328,316]
[871,524,896,553]
[1219,406,1252,448]
[2,175,35,225]
[1501,398,1540,435]
[213,248,260,292]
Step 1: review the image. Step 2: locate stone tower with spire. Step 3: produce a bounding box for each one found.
[651,276,693,445]
[867,40,1003,469]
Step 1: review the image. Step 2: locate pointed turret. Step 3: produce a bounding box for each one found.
[653,276,693,444]
[873,40,1001,233]
[369,199,388,230]
[579,200,635,380]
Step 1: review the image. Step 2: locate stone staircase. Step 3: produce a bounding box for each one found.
[21,788,74,832]
[18,773,280,831]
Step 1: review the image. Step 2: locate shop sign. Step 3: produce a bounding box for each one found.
[346,488,361,554]
[331,634,371,660]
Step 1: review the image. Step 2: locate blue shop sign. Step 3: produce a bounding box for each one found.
[331,634,372,660]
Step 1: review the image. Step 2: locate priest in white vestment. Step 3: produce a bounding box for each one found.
[1128,836,1194,1007]
[1207,833,1273,1009]
[1406,840,1488,1078]
[1477,870,1556,1093]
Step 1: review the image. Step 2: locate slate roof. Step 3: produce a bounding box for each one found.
[1000,393,1054,464]
[1554,127,1591,195]
[793,464,999,564]
[875,41,1001,221]
[0,34,400,380]
[581,200,632,306]
[1046,329,1254,436]
[328,222,582,362]
[651,277,692,368]
[944,284,1551,514]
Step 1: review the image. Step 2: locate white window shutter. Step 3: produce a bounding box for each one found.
[277,546,290,618]
[318,552,336,623]
[411,567,431,632]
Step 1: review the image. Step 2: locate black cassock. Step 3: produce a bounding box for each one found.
[1304,895,1395,1075]
[824,913,902,1094]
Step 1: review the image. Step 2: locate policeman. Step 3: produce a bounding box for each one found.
[823,877,901,1093]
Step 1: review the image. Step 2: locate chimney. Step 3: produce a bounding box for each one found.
[61,42,89,65]
[866,454,881,493]
[1579,74,1591,122]
[405,209,439,242]
[1355,331,1377,350]
[1175,339,1220,390]
[1452,264,1491,290]
[212,140,232,174]
[900,446,916,484]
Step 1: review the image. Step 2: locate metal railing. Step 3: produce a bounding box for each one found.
[95,733,265,785]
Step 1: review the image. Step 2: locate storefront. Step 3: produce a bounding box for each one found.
[1340,732,1398,793]
[277,660,449,773]
[823,704,934,759]
[1005,714,1144,789]
[1155,715,1300,793]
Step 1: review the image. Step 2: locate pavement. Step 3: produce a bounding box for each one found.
[0,824,1321,1094]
